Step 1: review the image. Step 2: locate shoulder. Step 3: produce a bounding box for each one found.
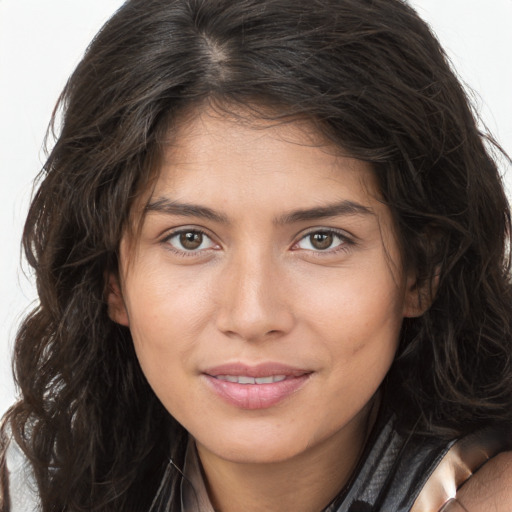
[452,450,512,512]
[2,435,40,512]
[410,424,512,512]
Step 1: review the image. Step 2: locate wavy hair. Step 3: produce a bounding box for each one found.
[2,0,512,510]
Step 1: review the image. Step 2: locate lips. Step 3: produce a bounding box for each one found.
[203,363,312,409]
[215,375,288,384]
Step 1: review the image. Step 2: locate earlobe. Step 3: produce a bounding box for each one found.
[106,274,130,326]
[403,271,439,318]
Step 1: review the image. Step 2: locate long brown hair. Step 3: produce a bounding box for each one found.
[2,0,512,510]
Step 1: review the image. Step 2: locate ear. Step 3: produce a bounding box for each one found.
[106,273,130,326]
[402,269,439,318]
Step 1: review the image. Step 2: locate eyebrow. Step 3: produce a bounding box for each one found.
[145,197,374,225]
[146,198,229,224]
[275,200,374,225]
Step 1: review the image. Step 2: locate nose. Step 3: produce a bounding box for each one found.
[215,251,295,342]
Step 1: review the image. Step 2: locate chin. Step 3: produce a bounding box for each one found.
[198,428,312,465]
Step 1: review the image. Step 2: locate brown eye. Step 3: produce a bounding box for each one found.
[295,230,348,252]
[310,232,334,250]
[165,229,216,253]
[179,231,203,250]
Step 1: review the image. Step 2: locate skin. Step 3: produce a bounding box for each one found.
[453,453,512,511]
[108,107,427,512]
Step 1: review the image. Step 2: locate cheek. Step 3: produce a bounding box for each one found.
[124,284,203,424]
[297,263,404,382]
[125,260,213,334]
[122,268,212,387]
[300,264,405,336]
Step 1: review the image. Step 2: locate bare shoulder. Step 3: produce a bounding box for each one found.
[455,450,512,511]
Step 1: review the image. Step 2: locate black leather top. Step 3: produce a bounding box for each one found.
[324,413,446,511]
[329,412,511,512]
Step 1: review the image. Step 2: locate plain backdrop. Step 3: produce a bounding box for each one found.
[1,0,511,417]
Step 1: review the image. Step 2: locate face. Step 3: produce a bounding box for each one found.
[109,107,422,466]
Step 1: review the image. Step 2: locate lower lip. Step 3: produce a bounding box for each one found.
[203,374,311,410]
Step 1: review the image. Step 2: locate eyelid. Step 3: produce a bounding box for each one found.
[160,226,221,255]
[291,227,356,252]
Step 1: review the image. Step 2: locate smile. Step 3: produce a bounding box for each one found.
[214,375,288,384]
[203,364,312,409]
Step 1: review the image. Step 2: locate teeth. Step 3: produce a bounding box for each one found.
[255,376,273,384]
[216,375,288,384]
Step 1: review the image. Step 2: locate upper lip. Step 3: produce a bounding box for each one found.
[203,362,311,378]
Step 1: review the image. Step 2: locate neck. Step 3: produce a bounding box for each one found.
[196,400,378,512]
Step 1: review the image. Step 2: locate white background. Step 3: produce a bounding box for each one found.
[1,0,511,417]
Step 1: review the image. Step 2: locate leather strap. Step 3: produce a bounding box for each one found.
[333,412,511,512]
[411,427,511,511]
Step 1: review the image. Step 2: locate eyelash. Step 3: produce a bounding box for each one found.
[292,228,354,256]
[160,227,354,258]
[161,228,219,258]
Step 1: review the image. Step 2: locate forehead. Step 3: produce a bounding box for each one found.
[149,106,382,211]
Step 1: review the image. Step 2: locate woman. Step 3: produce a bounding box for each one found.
[1,0,512,510]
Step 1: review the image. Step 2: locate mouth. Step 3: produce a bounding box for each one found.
[203,363,312,409]
[213,374,290,384]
